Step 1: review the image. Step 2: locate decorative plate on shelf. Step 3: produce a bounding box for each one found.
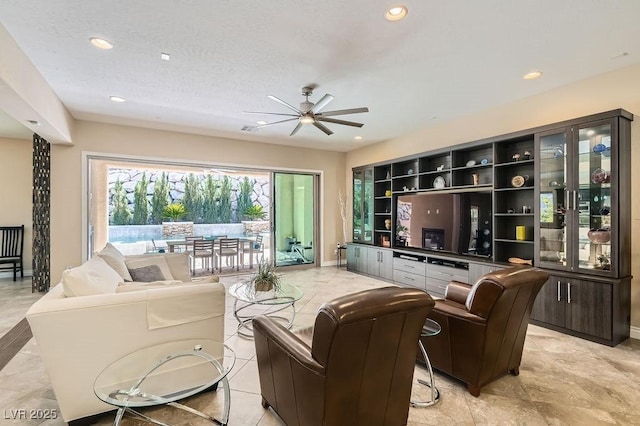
[433,176,446,189]
[511,175,528,188]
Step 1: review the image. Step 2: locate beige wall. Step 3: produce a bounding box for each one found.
[346,63,640,328]
[0,137,33,273]
[50,121,346,283]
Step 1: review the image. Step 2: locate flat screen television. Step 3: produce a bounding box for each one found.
[394,191,493,257]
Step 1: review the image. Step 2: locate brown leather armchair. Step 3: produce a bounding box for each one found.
[253,287,434,426]
[419,267,548,397]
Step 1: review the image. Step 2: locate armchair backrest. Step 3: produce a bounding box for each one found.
[311,287,434,425]
[464,268,548,384]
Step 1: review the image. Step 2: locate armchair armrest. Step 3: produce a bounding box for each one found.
[445,280,472,305]
[253,316,324,375]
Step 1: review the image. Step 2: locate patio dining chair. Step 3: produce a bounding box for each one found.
[190,239,215,275]
[241,234,264,268]
[216,238,239,272]
[0,225,24,281]
[184,235,203,253]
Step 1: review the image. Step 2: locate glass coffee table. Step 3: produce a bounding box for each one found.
[94,339,235,425]
[229,282,303,338]
[411,318,442,407]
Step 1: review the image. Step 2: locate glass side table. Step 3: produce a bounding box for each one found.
[229,282,304,338]
[411,318,441,407]
[94,339,235,425]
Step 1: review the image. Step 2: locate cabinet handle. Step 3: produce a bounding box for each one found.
[565,190,570,211]
[557,280,562,302]
[404,275,415,281]
[378,252,381,262]
[567,282,572,304]
[573,191,578,211]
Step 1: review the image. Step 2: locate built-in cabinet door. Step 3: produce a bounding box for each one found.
[346,245,358,272]
[378,249,393,280]
[531,275,567,328]
[355,246,368,273]
[565,278,612,340]
[366,247,380,276]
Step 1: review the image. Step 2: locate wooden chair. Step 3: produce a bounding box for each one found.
[0,225,24,281]
[216,238,239,272]
[190,239,215,275]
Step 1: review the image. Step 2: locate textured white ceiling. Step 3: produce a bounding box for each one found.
[1,0,639,151]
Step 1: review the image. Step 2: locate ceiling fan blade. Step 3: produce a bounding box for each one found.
[257,118,299,128]
[290,122,303,136]
[316,117,364,128]
[243,111,299,117]
[267,95,302,114]
[313,121,334,136]
[318,107,369,117]
[310,94,334,114]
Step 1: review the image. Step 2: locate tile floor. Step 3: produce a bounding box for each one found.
[1,268,640,425]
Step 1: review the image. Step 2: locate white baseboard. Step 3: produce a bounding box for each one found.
[0,270,32,280]
[630,325,640,340]
[321,260,338,267]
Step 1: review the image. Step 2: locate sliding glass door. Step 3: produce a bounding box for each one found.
[273,172,317,267]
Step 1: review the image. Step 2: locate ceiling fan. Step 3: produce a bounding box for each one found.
[244,86,369,136]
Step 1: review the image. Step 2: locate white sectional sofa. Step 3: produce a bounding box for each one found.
[26,245,225,423]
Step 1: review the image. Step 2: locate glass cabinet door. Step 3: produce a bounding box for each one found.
[575,122,613,273]
[352,167,374,243]
[537,130,569,269]
[353,170,363,241]
[363,168,374,243]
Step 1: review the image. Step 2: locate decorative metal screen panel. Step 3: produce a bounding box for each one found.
[33,134,50,292]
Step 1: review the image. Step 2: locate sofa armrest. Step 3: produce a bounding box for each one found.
[445,280,472,305]
[253,316,324,375]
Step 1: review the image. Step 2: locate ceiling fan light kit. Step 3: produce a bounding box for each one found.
[244,86,369,136]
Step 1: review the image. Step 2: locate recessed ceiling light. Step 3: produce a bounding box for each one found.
[27,119,40,126]
[90,37,113,50]
[160,52,170,61]
[257,120,267,125]
[523,71,542,80]
[354,136,363,140]
[385,5,408,21]
[109,96,126,103]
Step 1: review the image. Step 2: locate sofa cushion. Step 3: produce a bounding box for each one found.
[128,264,167,282]
[124,253,191,282]
[115,280,185,293]
[95,242,133,282]
[125,256,175,281]
[62,256,123,297]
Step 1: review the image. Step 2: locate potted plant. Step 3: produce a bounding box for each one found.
[244,204,266,221]
[163,203,188,221]
[252,258,281,292]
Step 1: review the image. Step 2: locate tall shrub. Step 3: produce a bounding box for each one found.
[237,176,253,221]
[132,172,149,225]
[151,172,170,224]
[183,173,203,223]
[202,175,219,224]
[111,178,131,225]
[218,175,232,223]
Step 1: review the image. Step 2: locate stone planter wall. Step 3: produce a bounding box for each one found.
[242,220,270,235]
[162,221,194,238]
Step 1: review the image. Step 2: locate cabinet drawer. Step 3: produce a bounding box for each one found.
[426,277,449,299]
[427,264,469,283]
[393,270,426,290]
[393,258,427,275]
